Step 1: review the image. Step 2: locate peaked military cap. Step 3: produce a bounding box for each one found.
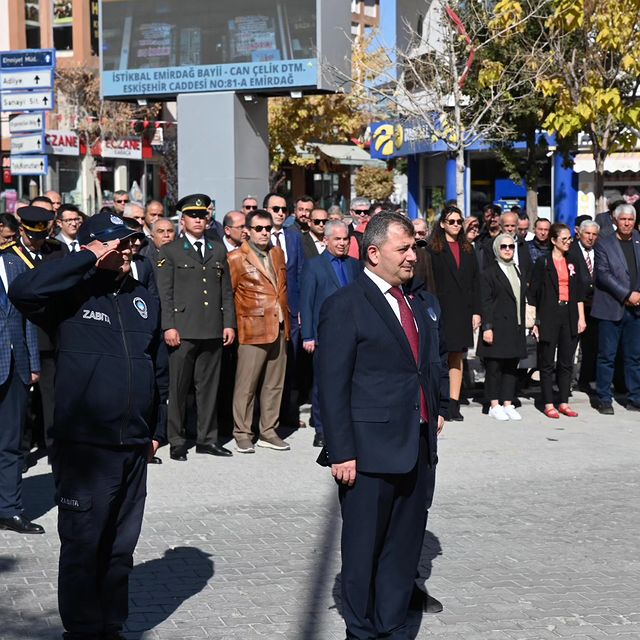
[78,212,144,245]
[177,193,211,217]
[18,205,54,239]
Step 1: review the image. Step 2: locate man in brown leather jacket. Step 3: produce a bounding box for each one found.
[227,209,291,453]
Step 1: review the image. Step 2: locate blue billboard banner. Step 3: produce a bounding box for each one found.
[0,48,55,70]
[102,58,317,97]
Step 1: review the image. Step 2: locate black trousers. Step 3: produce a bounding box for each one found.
[0,359,28,518]
[168,338,222,448]
[538,305,578,405]
[51,441,147,639]
[484,357,519,403]
[577,309,598,386]
[339,430,435,639]
[24,350,56,452]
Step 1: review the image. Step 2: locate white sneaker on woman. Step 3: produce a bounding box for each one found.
[488,405,509,421]
[503,405,522,420]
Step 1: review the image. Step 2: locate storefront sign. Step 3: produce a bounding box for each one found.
[101,137,143,160]
[45,130,80,156]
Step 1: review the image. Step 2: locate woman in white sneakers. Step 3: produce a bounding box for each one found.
[478,233,527,420]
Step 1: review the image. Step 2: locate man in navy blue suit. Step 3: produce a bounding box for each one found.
[300,220,360,447]
[264,192,306,427]
[0,248,42,534]
[591,203,640,413]
[317,212,448,639]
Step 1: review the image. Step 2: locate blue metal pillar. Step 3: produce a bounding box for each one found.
[407,154,419,219]
[445,156,457,203]
[554,152,578,227]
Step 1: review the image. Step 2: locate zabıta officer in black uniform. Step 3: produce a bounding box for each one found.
[9,212,168,640]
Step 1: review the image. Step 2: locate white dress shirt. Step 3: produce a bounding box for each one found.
[579,242,594,270]
[184,232,205,257]
[310,232,326,254]
[270,229,288,262]
[223,237,239,253]
[0,255,8,294]
[59,231,80,252]
[364,268,402,322]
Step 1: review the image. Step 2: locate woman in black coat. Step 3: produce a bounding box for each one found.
[428,206,481,420]
[528,223,586,419]
[477,234,527,420]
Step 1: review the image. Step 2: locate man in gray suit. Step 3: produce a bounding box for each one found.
[156,194,236,461]
[591,203,640,414]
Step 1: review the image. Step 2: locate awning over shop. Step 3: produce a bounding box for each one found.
[315,143,386,167]
[573,152,640,173]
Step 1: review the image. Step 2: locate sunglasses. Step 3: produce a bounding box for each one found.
[352,208,370,215]
[115,199,129,204]
[311,219,328,225]
[270,206,287,213]
[243,205,258,210]
[251,225,272,232]
[500,244,515,250]
[445,219,463,226]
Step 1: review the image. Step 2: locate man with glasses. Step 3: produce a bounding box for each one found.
[302,208,328,259]
[222,211,247,253]
[241,196,259,214]
[227,209,291,453]
[55,204,83,252]
[264,192,306,429]
[156,194,236,462]
[349,197,372,258]
[112,190,130,216]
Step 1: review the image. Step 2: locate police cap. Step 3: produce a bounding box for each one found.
[19,205,54,239]
[78,212,145,245]
[177,193,211,218]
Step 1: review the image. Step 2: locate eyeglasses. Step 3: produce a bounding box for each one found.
[445,219,463,226]
[557,237,572,243]
[311,219,328,225]
[250,225,272,232]
[270,206,287,213]
[61,217,81,224]
[115,199,129,204]
[499,244,516,250]
[243,205,258,211]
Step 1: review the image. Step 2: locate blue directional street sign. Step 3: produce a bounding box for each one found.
[0,49,55,70]
[10,154,48,176]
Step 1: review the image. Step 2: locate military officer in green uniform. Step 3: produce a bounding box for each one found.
[156,194,236,461]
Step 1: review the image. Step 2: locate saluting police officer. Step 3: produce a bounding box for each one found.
[9,212,168,640]
[156,194,236,461]
[12,206,68,462]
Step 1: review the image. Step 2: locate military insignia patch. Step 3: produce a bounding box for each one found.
[110,215,124,225]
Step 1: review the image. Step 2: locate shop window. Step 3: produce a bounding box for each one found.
[24,0,41,49]
[53,0,74,51]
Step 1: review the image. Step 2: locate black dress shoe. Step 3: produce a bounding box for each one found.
[409,585,443,613]
[0,514,45,534]
[313,433,325,447]
[195,443,233,457]
[598,403,614,415]
[169,447,188,461]
[626,401,640,411]
[148,456,163,464]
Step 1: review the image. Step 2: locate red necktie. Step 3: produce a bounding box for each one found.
[585,252,593,277]
[388,286,429,422]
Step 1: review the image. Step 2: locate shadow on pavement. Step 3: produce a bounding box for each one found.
[125,546,214,637]
[330,529,442,640]
[21,470,55,521]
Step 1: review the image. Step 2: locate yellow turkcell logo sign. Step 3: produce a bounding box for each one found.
[372,123,404,156]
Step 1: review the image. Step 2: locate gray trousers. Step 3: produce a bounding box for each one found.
[233,331,287,442]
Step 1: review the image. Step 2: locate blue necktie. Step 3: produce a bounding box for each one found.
[333,257,348,287]
[0,275,9,313]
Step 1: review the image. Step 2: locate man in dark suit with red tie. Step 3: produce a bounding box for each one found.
[317,212,448,640]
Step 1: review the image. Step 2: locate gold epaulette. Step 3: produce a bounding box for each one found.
[0,240,16,252]
[11,245,35,269]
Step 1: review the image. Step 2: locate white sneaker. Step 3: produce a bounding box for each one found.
[488,405,510,421]
[503,405,522,421]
